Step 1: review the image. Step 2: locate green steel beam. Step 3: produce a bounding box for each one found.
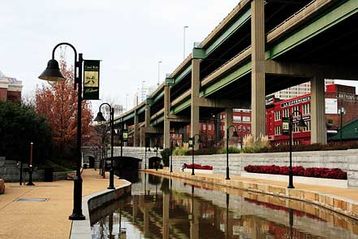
[137,106,145,115]
[171,99,191,115]
[269,0,358,59]
[152,91,164,104]
[201,62,251,97]
[122,113,135,122]
[173,65,192,86]
[206,8,251,55]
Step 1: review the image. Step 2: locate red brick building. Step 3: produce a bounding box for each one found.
[169,83,358,148]
[0,71,22,102]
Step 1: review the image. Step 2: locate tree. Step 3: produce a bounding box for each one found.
[35,59,93,162]
[0,101,52,163]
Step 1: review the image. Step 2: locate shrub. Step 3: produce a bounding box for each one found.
[244,165,347,179]
[160,148,171,167]
[172,147,188,156]
[217,146,241,154]
[242,134,270,153]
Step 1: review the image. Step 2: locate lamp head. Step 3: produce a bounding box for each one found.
[232,131,239,137]
[38,59,65,82]
[94,111,106,122]
[297,118,307,131]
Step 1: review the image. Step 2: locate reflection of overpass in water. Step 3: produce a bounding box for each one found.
[91,174,358,238]
[114,0,358,149]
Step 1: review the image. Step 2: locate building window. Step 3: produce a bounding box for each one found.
[274,126,281,135]
[233,115,241,122]
[208,125,212,131]
[242,116,250,122]
[275,111,281,121]
[203,124,206,130]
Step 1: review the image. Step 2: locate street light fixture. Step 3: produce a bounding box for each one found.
[94,103,115,189]
[188,134,200,175]
[39,42,85,220]
[183,26,189,59]
[226,125,239,180]
[282,110,307,189]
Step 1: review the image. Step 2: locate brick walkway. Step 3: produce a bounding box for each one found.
[0,169,124,239]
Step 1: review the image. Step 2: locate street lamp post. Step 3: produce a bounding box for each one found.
[283,110,307,189]
[39,42,85,220]
[226,125,239,180]
[94,103,115,189]
[183,26,189,59]
[26,142,35,186]
[338,107,346,142]
[170,139,173,173]
[120,123,128,175]
[188,134,200,175]
[157,60,162,86]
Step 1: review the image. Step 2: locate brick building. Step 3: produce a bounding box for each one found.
[166,83,358,148]
[0,70,22,102]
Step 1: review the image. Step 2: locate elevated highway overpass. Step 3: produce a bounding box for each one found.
[114,0,358,149]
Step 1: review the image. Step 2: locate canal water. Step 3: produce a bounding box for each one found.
[91,173,358,239]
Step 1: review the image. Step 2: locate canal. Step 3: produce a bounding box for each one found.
[91,172,358,238]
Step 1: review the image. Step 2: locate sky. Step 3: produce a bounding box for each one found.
[0,0,240,111]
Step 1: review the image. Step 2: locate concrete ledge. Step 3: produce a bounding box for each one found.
[240,172,348,188]
[70,180,131,239]
[149,170,358,220]
[183,168,213,174]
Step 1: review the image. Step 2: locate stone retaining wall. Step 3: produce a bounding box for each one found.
[164,149,358,187]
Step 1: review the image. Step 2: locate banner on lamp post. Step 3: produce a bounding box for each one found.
[83,60,100,100]
[282,117,290,135]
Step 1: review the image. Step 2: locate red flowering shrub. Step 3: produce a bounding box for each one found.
[244,165,347,179]
[183,163,213,170]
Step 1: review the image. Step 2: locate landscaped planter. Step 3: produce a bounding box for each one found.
[240,172,348,188]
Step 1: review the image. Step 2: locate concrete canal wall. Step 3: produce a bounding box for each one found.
[159,149,358,187]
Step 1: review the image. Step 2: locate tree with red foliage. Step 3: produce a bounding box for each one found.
[35,59,93,161]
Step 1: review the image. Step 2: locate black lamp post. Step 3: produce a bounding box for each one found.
[39,42,85,220]
[170,139,173,173]
[120,122,128,175]
[144,138,148,170]
[284,110,307,189]
[226,125,238,180]
[26,142,35,186]
[94,103,115,189]
[188,134,200,175]
[338,107,346,142]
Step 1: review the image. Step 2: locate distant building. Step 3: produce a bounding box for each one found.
[273,80,335,99]
[174,83,358,148]
[0,70,22,102]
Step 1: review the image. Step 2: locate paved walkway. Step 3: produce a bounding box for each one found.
[0,169,125,239]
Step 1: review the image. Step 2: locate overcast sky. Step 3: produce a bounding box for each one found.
[0,0,240,111]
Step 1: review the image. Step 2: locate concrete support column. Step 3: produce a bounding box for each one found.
[191,58,201,149]
[162,192,170,239]
[163,85,171,149]
[145,103,151,128]
[224,108,233,146]
[133,111,139,147]
[311,77,327,144]
[251,0,266,140]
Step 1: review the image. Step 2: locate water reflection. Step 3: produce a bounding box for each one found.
[91,173,358,239]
